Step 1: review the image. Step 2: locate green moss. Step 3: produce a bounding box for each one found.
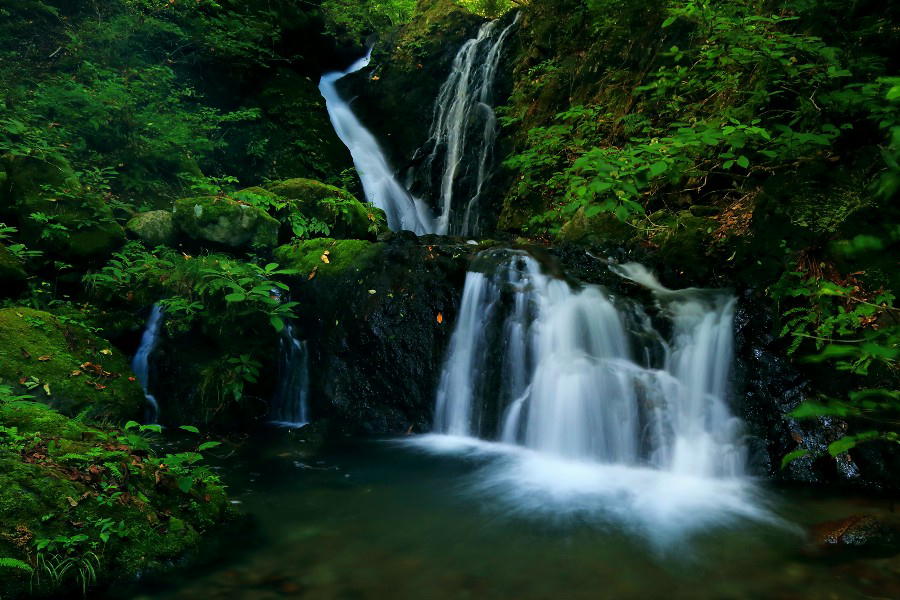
[173,196,280,249]
[274,238,383,279]
[556,207,634,246]
[266,178,388,240]
[0,404,230,597]
[0,307,144,422]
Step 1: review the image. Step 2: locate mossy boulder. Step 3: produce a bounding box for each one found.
[557,207,634,246]
[126,210,176,247]
[0,401,230,598]
[265,178,388,241]
[0,154,125,260]
[0,242,26,290]
[274,238,384,279]
[0,307,144,421]
[173,196,279,250]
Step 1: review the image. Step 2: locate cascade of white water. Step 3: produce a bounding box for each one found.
[319,51,435,234]
[433,250,746,479]
[422,14,520,236]
[270,323,311,427]
[132,304,163,422]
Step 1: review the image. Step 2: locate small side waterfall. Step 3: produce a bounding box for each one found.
[433,250,746,479]
[320,51,435,234]
[420,14,520,236]
[270,323,311,427]
[132,304,163,423]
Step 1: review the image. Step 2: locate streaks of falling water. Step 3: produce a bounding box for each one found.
[269,323,311,428]
[421,14,520,236]
[132,304,163,423]
[433,250,746,479]
[319,50,435,234]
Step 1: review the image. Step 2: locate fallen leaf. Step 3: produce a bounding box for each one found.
[37,355,52,362]
[66,496,79,507]
[368,289,376,295]
[128,376,136,382]
[308,267,318,280]
[100,348,112,355]
[320,254,330,264]
[436,313,444,324]
[42,383,51,396]
[70,370,82,377]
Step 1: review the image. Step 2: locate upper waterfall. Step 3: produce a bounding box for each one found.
[319,51,435,234]
[418,14,520,236]
[433,250,746,478]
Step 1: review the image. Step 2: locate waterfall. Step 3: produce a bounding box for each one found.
[269,323,311,427]
[420,14,520,236]
[132,304,163,423]
[320,51,435,234]
[432,250,746,479]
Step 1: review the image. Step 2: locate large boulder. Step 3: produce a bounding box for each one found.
[173,196,279,250]
[0,307,145,421]
[274,235,471,433]
[265,178,388,241]
[126,210,176,247]
[0,154,125,260]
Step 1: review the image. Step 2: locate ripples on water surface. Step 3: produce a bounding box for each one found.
[119,432,900,600]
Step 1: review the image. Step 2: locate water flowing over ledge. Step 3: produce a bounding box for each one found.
[132,304,163,423]
[420,14,521,236]
[319,51,435,234]
[409,249,775,540]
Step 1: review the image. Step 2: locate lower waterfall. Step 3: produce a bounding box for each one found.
[132,304,163,423]
[419,250,769,537]
[270,323,311,427]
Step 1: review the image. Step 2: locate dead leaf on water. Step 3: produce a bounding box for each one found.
[436,313,444,324]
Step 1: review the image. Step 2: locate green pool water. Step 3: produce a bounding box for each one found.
[117,429,900,600]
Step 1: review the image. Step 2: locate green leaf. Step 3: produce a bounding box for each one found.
[662,16,677,28]
[198,441,221,452]
[736,155,750,169]
[224,293,246,302]
[0,558,33,572]
[649,161,668,176]
[179,425,200,434]
[780,448,809,469]
[176,476,194,493]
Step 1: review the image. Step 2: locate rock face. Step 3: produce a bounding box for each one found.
[265,178,388,241]
[126,210,176,247]
[173,196,280,250]
[0,307,145,422]
[810,514,900,557]
[275,234,472,433]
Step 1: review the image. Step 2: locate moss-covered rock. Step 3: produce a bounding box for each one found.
[0,401,230,598]
[126,210,176,247]
[0,154,126,260]
[265,178,388,241]
[0,307,144,421]
[557,207,634,246]
[274,237,384,278]
[173,196,279,250]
